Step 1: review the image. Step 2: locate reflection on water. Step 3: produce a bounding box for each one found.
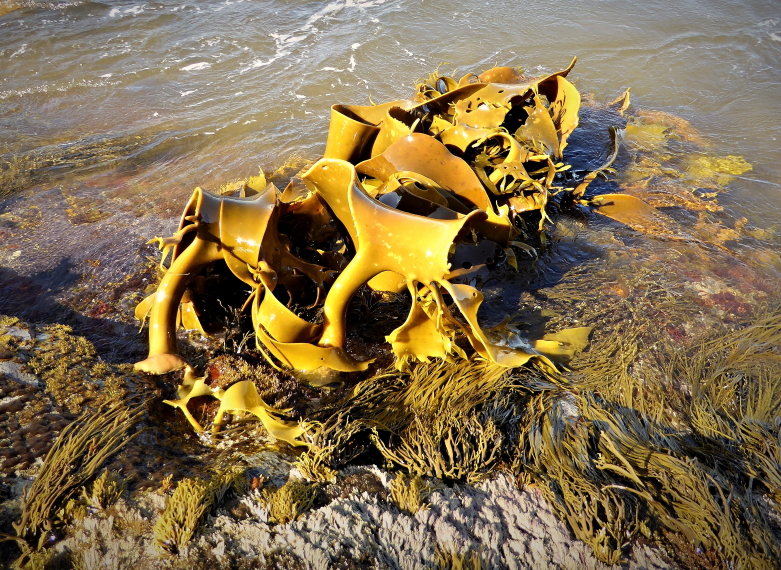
[0,0,780,350]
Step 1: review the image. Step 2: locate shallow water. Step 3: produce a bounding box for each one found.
[1,0,780,356]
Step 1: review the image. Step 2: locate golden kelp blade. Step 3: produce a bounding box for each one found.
[212,380,307,446]
[356,133,495,213]
[324,100,411,162]
[532,326,593,364]
[135,185,278,374]
[589,193,675,236]
[356,133,514,245]
[302,158,487,349]
[439,281,555,371]
[163,375,222,433]
[385,282,466,368]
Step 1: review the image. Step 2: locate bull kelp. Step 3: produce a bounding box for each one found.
[134,58,608,382]
[122,60,781,569]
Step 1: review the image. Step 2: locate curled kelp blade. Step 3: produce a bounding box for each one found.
[451,82,534,129]
[135,186,278,374]
[440,281,553,370]
[323,101,406,163]
[303,158,488,352]
[371,106,421,157]
[438,124,499,154]
[356,133,493,212]
[380,172,451,207]
[385,282,458,367]
[375,177,461,220]
[255,324,372,376]
[250,284,370,375]
[178,298,206,335]
[515,95,561,160]
[322,82,486,164]
[356,133,514,245]
[538,73,581,155]
[445,240,496,284]
[366,270,407,294]
[219,184,279,287]
[163,373,223,433]
[253,285,321,345]
[213,380,308,447]
[407,82,488,117]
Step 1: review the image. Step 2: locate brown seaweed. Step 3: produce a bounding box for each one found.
[132,58,631,443]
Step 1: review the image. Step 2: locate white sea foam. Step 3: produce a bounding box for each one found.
[243,53,289,72]
[239,0,385,75]
[270,33,308,47]
[10,44,27,59]
[181,62,211,71]
[180,90,196,96]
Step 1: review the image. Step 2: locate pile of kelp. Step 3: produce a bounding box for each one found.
[134,58,606,379]
[127,59,781,569]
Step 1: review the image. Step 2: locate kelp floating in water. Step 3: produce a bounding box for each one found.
[135,59,609,392]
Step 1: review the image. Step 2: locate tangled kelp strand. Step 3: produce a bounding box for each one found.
[296,311,781,567]
[4,404,144,567]
[304,358,557,481]
[552,309,781,567]
[372,412,502,484]
[292,447,337,484]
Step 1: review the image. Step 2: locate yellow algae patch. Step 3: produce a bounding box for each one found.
[532,326,593,364]
[684,154,752,187]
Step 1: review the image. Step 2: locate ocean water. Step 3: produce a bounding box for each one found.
[1,0,780,353]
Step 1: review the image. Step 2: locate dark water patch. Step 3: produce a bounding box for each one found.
[0,264,147,361]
